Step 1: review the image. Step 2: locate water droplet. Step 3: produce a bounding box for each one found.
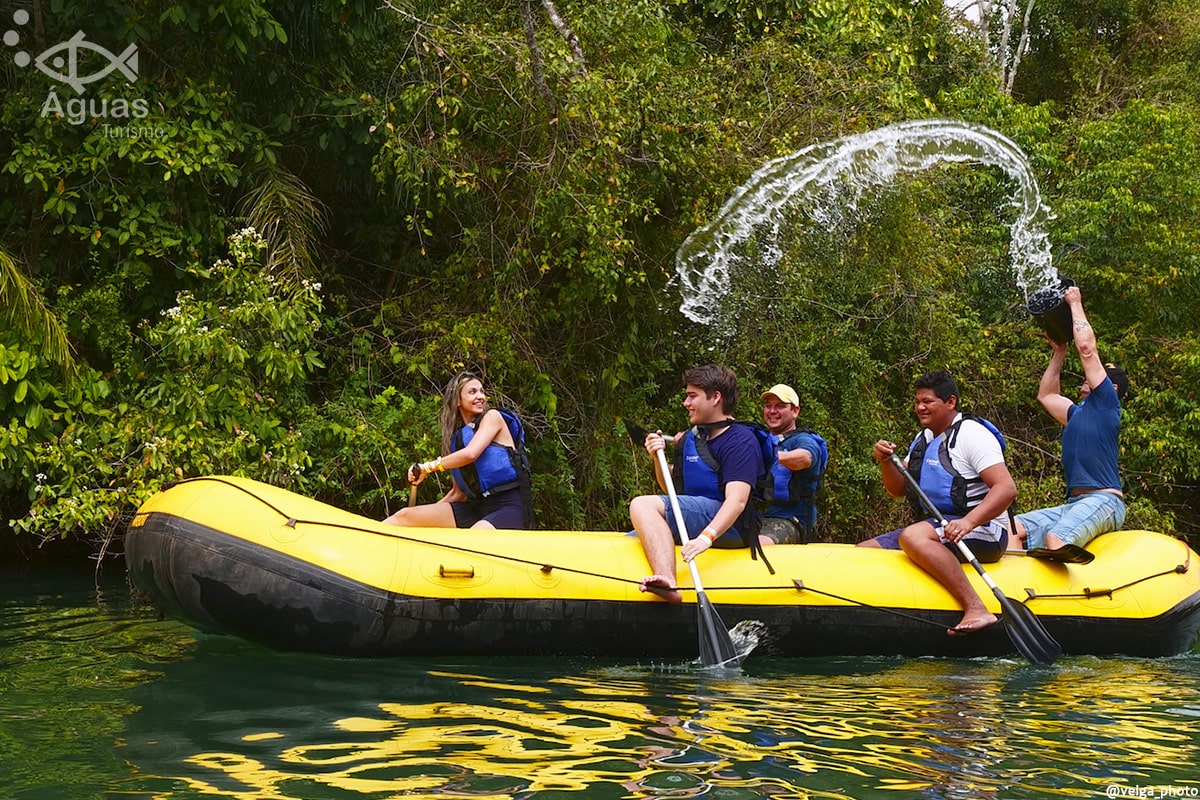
[675,119,1057,328]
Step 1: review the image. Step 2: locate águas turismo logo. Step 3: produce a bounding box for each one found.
[5,7,149,127]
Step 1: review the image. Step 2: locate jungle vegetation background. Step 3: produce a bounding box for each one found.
[1,0,1197,561]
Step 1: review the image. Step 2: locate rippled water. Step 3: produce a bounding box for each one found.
[3,567,1199,799]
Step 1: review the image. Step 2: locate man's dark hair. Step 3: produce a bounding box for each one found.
[914,369,960,405]
[682,364,739,413]
[1104,363,1129,400]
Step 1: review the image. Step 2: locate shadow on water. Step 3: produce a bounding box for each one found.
[4,570,1200,800]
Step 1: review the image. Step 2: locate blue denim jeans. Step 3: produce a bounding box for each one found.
[629,495,748,548]
[1016,491,1126,549]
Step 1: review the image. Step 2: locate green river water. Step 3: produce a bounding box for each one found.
[2,565,1199,800]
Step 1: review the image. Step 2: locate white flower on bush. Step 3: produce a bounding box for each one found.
[228,227,267,265]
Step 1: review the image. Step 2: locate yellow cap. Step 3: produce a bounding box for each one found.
[761,384,799,406]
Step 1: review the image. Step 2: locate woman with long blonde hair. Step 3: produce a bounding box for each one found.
[384,372,533,529]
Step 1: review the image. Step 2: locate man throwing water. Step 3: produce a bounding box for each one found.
[1011,285,1128,564]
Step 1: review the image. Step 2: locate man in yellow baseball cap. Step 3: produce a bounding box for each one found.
[759,384,828,545]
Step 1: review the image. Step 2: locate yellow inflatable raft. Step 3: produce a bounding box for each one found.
[126,476,1200,659]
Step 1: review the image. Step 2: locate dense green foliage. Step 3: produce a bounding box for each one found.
[1,0,1197,558]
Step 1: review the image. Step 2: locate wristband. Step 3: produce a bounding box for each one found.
[700,526,718,543]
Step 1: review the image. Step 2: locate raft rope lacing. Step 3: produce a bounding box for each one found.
[153,477,1191,621]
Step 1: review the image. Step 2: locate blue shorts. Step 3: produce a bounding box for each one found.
[1016,492,1125,549]
[868,517,1008,564]
[651,495,748,548]
[451,488,529,529]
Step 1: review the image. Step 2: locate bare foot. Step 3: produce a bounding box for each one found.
[947,612,999,637]
[639,574,682,604]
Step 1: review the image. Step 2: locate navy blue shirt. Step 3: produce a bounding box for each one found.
[1062,376,1122,494]
[707,423,765,493]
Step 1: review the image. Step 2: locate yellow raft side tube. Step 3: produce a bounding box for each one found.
[128,475,1200,659]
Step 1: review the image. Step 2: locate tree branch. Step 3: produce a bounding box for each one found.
[540,0,586,74]
[521,0,557,113]
[1004,0,1037,94]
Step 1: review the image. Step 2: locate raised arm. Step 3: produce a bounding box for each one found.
[1036,336,1074,426]
[1065,286,1108,392]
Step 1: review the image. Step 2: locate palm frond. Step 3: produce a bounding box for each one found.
[0,245,76,375]
[239,161,329,281]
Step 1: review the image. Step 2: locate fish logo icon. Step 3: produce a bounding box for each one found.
[32,30,138,94]
[8,10,149,126]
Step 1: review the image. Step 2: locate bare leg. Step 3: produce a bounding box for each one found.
[629,494,682,603]
[383,503,458,527]
[899,522,998,636]
[1010,518,1028,550]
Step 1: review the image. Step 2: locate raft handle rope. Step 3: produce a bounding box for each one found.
[154,477,1191,601]
[162,477,651,589]
[1023,541,1191,601]
[1024,565,1189,601]
[792,579,950,630]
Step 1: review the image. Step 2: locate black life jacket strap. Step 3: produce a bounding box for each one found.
[748,529,775,575]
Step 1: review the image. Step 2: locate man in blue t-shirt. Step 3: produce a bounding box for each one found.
[630,365,766,603]
[1012,285,1128,564]
[759,384,826,545]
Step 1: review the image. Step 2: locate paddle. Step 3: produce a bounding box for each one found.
[626,422,679,447]
[408,463,423,507]
[654,446,741,669]
[1027,544,1094,565]
[887,453,1062,665]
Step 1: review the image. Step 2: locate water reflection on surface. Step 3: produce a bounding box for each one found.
[2,570,1199,800]
[117,642,1200,800]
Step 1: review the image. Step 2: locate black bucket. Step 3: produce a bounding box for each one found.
[1026,277,1076,344]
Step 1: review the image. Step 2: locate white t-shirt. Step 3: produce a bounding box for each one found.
[912,413,1008,541]
[913,413,1005,477]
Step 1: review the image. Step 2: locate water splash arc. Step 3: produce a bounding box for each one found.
[675,118,1057,326]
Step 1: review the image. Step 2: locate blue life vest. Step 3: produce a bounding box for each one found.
[676,420,775,502]
[905,414,1005,518]
[764,428,828,504]
[450,409,530,501]
[678,428,722,500]
[674,420,776,571]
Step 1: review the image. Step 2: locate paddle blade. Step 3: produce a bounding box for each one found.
[1028,544,1095,564]
[994,590,1062,665]
[696,590,741,669]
